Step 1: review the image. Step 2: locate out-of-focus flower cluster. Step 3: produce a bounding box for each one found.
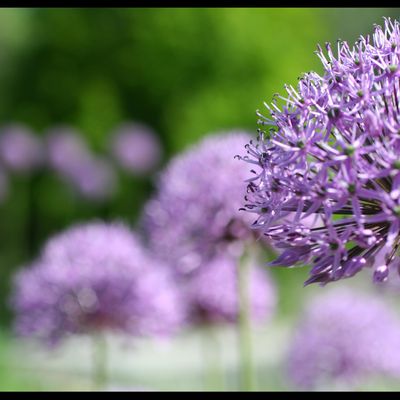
[186,252,276,325]
[11,221,186,344]
[0,124,44,202]
[110,123,162,176]
[46,127,117,201]
[239,17,400,285]
[0,120,163,203]
[0,124,43,173]
[287,288,400,389]
[142,132,276,326]
[144,132,264,274]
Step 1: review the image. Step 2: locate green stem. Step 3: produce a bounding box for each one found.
[26,172,39,257]
[201,326,225,391]
[92,332,108,390]
[238,250,256,391]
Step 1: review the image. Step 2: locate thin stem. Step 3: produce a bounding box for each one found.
[92,332,108,390]
[201,326,225,391]
[26,172,39,257]
[238,250,256,391]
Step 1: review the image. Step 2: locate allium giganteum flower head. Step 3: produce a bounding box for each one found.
[287,288,400,389]
[142,132,276,325]
[239,18,400,285]
[110,122,162,176]
[143,131,267,274]
[46,127,117,201]
[11,221,186,344]
[187,251,276,325]
[0,124,43,172]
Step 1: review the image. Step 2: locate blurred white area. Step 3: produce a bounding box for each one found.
[6,320,289,391]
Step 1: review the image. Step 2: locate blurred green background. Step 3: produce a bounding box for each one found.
[0,7,399,391]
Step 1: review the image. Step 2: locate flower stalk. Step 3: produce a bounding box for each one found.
[238,249,256,391]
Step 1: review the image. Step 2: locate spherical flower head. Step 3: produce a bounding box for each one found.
[186,251,276,325]
[287,288,400,389]
[0,124,43,172]
[142,131,266,275]
[46,127,117,201]
[111,122,162,176]
[46,126,90,174]
[239,18,400,285]
[11,221,186,345]
[71,156,117,201]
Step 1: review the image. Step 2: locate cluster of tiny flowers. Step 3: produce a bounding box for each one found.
[143,132,265,274]
[111,122,162,176]
[287,288,400,389]
[239,18,400,285]
[0,124,43,172]
[142,132,276,324]
[186,251,276,325]
[11,221,186,345]
[46,127,117,201]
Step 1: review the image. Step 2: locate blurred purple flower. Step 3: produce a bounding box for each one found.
[287,288,400,389]
[239,17,400,286]
[11,221,186,345]
[0,124,43,172]
[46,126,90,175]
[111,122,162,176]
[46,126,117,201]
[142,132,276,327]
[187,251,276,325]
[142,131,267,275]
[70,156,117,201]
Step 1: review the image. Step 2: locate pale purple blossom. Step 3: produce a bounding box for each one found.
[11,221,186,344]
[287,288,400,389]
[239,18,400,285]
[46,127,117,201]
[0,124,43,172]
[142,132,276,326]
[143,131,267,275]
[70,156,117,201]
[46,126,90,175]
[186,251,276,325]
[111,122,162,176]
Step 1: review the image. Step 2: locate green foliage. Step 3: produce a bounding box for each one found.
[0,8,326,153]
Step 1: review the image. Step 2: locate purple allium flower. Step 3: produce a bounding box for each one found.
[143,131,267,275]
[46,126,90,175]
[0,124,43,172]
[46,127,117,201]
[110,122,162,176]
[11,221,186,345]
[142,132,276,326]
[70,156,117,201]
[187,251,276,325]
[239,18,400,285]
[287,288,400,389]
